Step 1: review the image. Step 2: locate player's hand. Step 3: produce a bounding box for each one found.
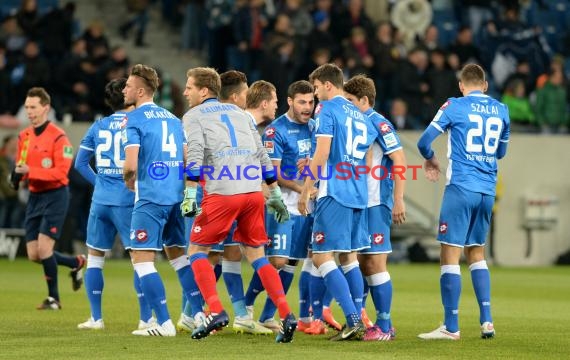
[424,156,441,182]
[309,186,318,200]
[392,197,406,225]
[9,169,22,190]
[14,164,29,174]
[266,186,290,223]
[181,186,201,217]
[298,185,311,216]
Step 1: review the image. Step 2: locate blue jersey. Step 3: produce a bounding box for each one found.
[365,110,402,209]
[263,114,315,215]
[79,112,134,206]
[430,91,510,195]
[314,96,376,209]
[122,103,185,205]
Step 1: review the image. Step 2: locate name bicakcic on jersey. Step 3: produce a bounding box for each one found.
[146,161,422,181]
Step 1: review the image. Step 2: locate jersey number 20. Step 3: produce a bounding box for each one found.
[96,130,124,168]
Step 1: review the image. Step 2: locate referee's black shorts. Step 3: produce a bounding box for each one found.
[25,186,69,242]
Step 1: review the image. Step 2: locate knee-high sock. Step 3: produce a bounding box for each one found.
[298,259,312,321]
[244,271,264,307]
[133,271,153,322]
[190,253,223,313]
[319,260,359,327]
[366,271,392,333]
[310,264,326,320]
[470,260,492,324]
[85,255,105,320]
[252,258,290,319]
[41,255,59,301]
[134,262,170,325]
[170,255,203,317]
[342,261,364,311]
[362,273,369,308]
[259,264,295,322]
[222,260,248,318]
[441,265,461,333]
[54,251,80,269]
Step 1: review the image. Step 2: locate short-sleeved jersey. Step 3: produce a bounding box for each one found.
[79,112,134,206]
[262,114,315,215]
[17,122,73,193]
[122,102,185,205]
[184,98,272,196]
[314,95,376,209]
[365,110,402,209]
[430,91,510,196]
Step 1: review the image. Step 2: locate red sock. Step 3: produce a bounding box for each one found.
[257,263,291,319]
[191,258,223,313]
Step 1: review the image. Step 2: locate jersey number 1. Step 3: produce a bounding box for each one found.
[345,117,367,159]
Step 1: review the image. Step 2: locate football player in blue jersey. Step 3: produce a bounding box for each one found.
[344,75,407,341]
[298,63,377,341]
[417,64,509,340]
[122,64,199,337]
[75,78,153,330]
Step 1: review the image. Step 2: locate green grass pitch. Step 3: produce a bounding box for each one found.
[1,259,568,359]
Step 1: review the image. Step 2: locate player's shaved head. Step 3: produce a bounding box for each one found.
[309,63,344,89]
[130,64,159,94]
[186,67,221,97]
[220,70,247,100]
[27,87,51,105]
[460,64,486,86]
[344,75,376,106]
[246,80,276,109]
[105,78,127,111]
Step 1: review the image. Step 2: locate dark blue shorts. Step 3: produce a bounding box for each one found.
[25,186,69,242]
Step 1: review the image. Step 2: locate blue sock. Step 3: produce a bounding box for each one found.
[367,272,392,333]
[259,265,295,322]
[214,263,222,282]
[222,260,247,318]
[41,255,59,301]
[135,264,170,325]
[470,261,492,324]
[181,293,187,313]
[298,261,312,319]
[244,271,264,307]
[322,288,333,308]
[170,256,203,317]
[54,251,79,269]
[362,276,369,308]
[440,265,461,333]
[85,256,104,320]
[342,262,364,312]
[133,271,152,322]
[310,266,326,320]
[320,261,358,327]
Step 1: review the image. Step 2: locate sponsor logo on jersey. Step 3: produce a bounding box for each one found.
[193,226,202,233]
[265,127,276,138]
[120,116,128,129]
[439,222,448,234]
[379,122,391,134]
[382,133,398,148]
[372,233,384,245]
[63,145,73,159]
[264,141,274,154]
[439,100,450,111]
[314,231,325,244]
[135,229,148,242]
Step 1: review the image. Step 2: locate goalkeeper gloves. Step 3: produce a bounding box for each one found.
[180,187,201,217]
[266,186,290,223]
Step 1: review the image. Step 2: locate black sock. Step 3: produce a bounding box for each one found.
[41,255,59,301]
[54,251,79,269]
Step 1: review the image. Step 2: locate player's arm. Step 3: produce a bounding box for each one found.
[123,145,139,191]
[74,147,96,186]
[388,148,406,224]
[496,109,510,159]
[181,116,204,217]
[298,135,331,215]
[271,159,303,193]
[27,135,73,182]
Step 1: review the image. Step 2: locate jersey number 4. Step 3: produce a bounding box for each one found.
[466,115,503,154]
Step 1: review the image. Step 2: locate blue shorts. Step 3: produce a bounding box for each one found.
[86,203,133,251]
[266,213,312,260]
[25,187,69,241]
[184,217,235,252]
[312,196,369,253]
[437,184,494,248]
[360,205,392,254]
[128,201,186,251]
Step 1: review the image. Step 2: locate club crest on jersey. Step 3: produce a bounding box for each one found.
[379,122,391,134]
[264,141,274,154]
[314,231,325,244]
[265,127,276,138]
[41,157,53,168]
[193,226,202,233]
[120,116,128,129]
[135,229,148,242]
[372,233,384,245]
[314,103,323,115]
[439,222,448,234]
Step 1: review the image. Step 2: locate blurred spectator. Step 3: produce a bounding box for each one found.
[119,0,151,47]
[447,26,481,66]
[1,16,28,66]
[426,48,460,117]
[260,38,296,115]
[389,97,419,130]
[501,78,536,133]
[330,0,374,43]
[460,0,496,42]
[296,47,331,80]
[205,0,234,72]
[390,0,432,49]
[16,0,40,40]
[10,40,50,111]
[0,134,25,228]
[370,21,399,114]
[343,26,373,77]
[154,68,185,118]
[280,0,312,65]
[37,2,75,66]
[535,69,568,134]
[420,24,439,52]
[82,21,110,58]
[306,10,339,59]
[264,13,293,54]
[502,60,534,95]
[180,0,205,52]
[392,47,429,125]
